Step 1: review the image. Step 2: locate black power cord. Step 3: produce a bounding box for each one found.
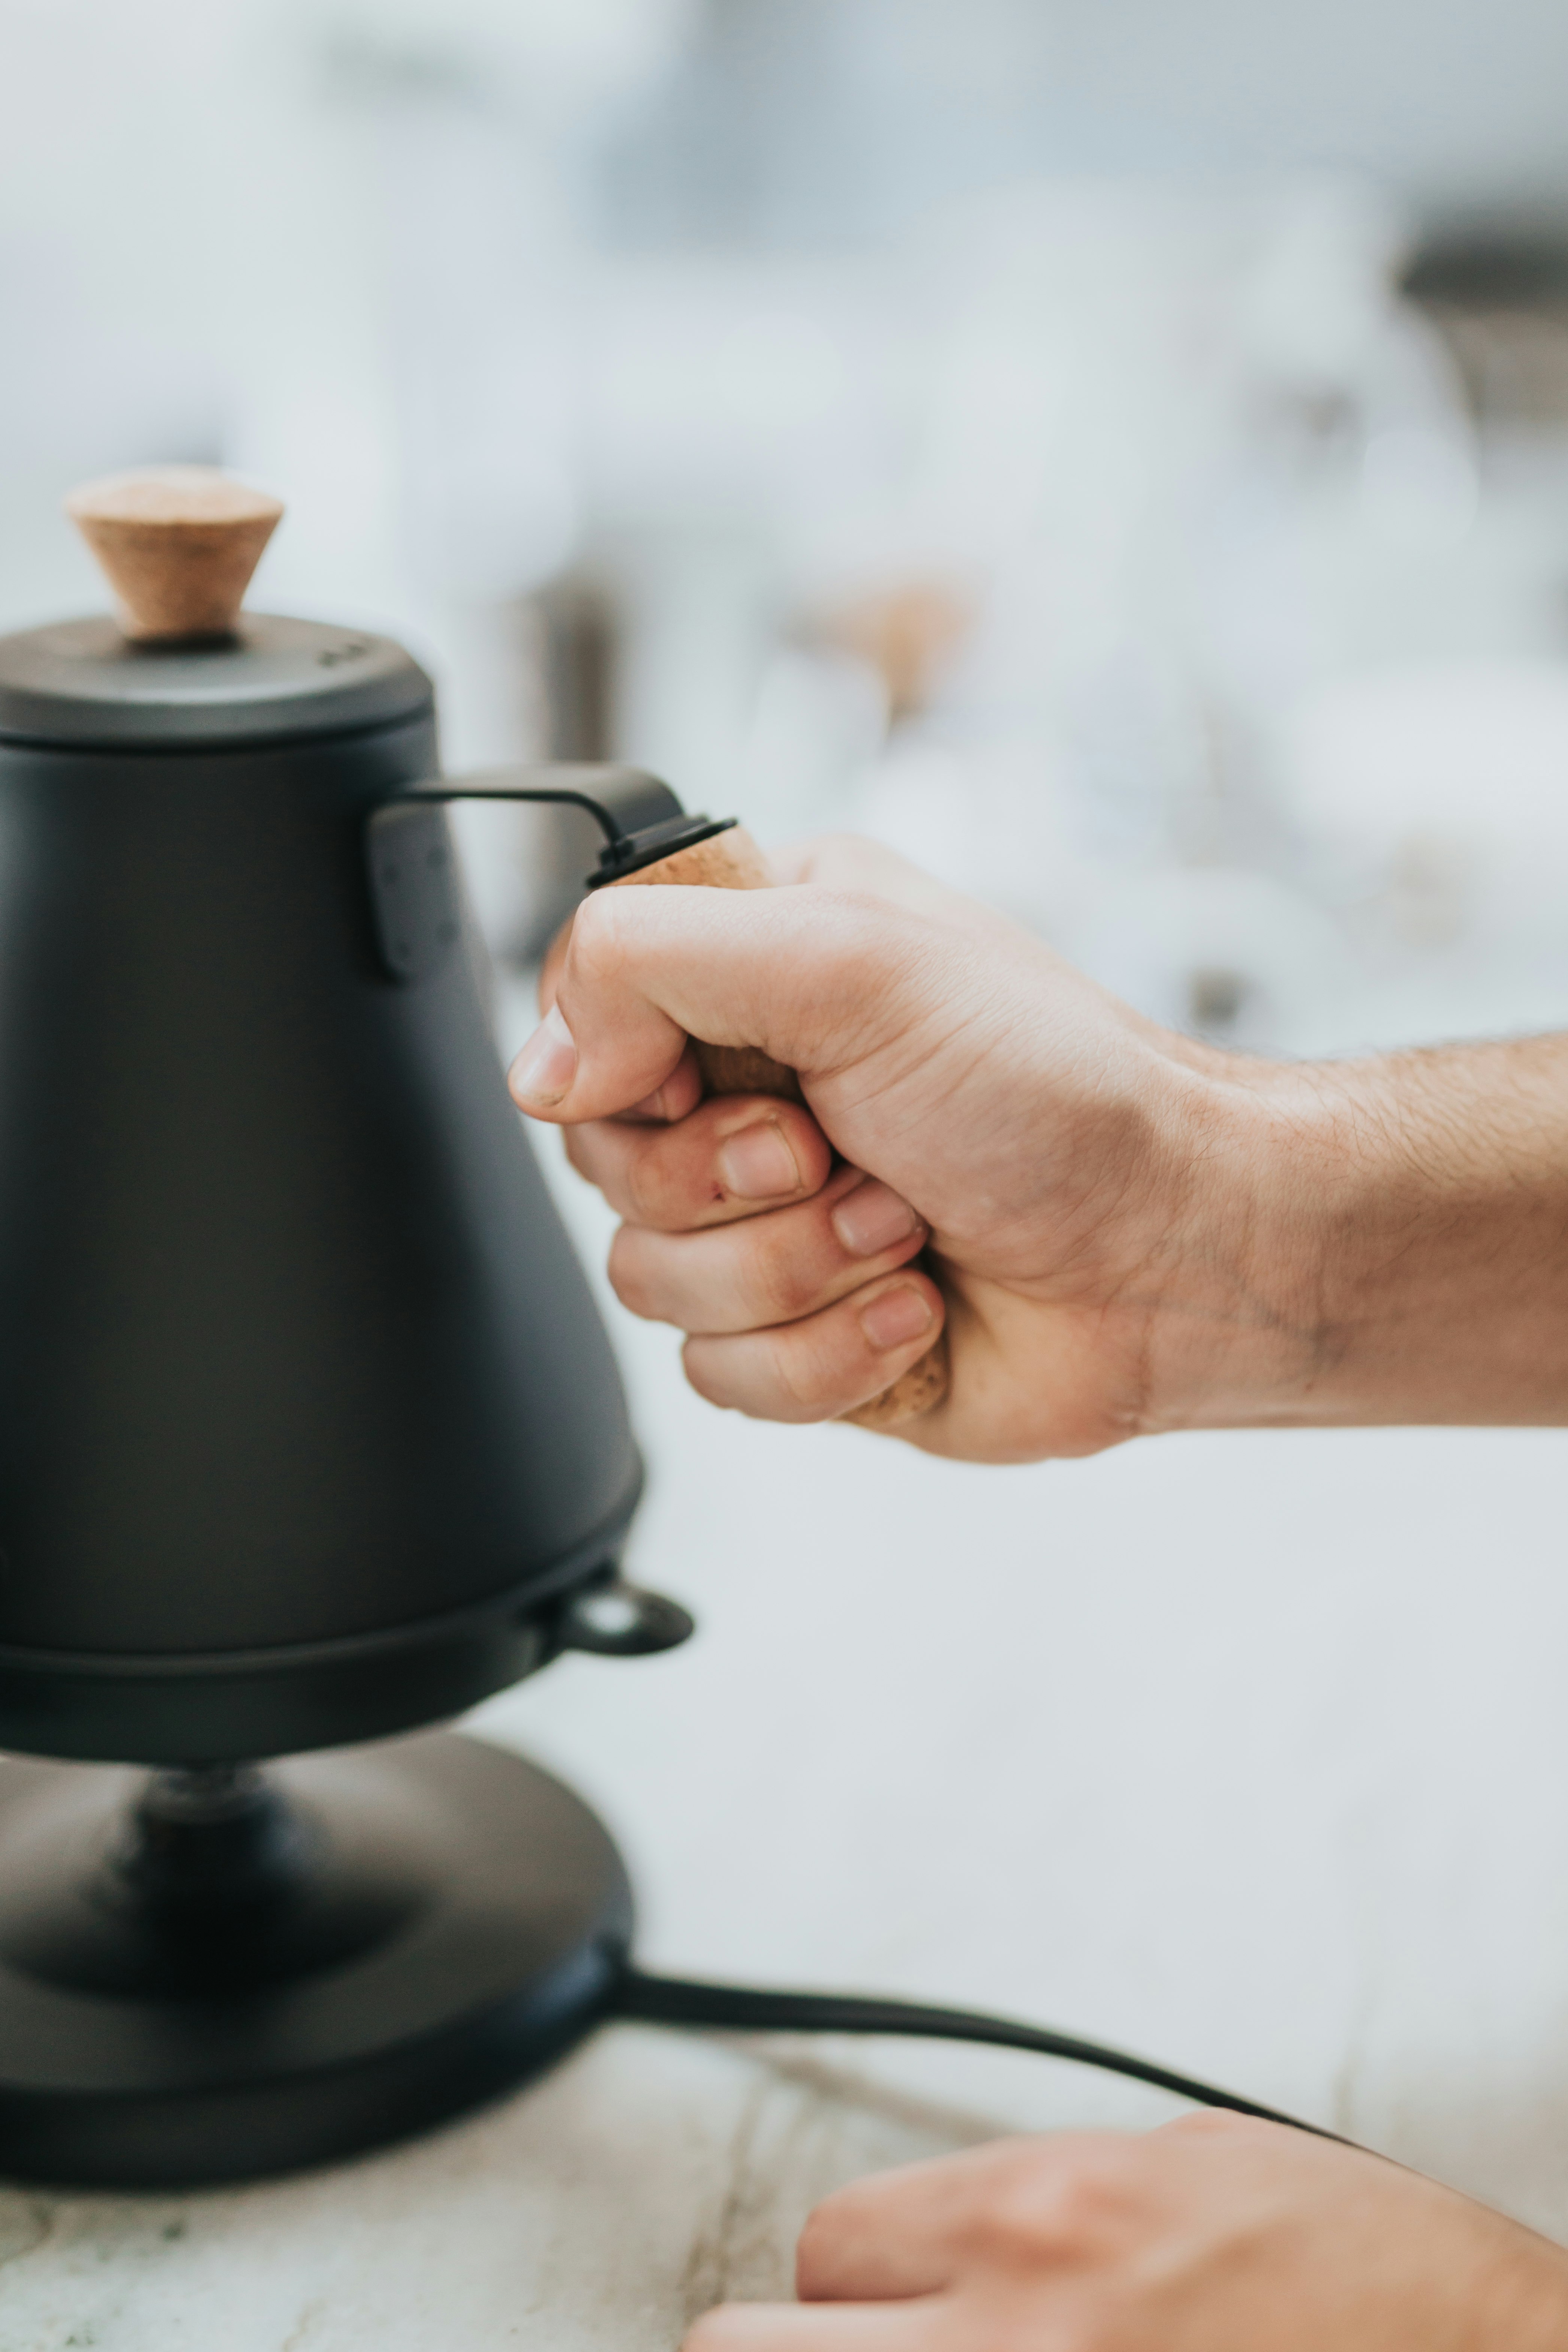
[613,1969,1344,2143]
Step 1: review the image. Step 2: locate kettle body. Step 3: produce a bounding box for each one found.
[0,615,641,1763]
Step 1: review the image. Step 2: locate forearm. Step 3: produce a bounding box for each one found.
[1499,2236,1568,2352]
[1166,1035,1568,1431]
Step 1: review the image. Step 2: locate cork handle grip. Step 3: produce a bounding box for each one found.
[611,828,948,1433]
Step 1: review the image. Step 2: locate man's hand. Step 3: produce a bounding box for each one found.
[510,836,1568,1459]
[682,2117,1568,2352]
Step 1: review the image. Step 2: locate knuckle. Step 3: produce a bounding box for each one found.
[684,1330,832,1424]
[606,1228,657,1319]
[748,1235,824,1325]
[770,1324,853,1416]
[680,1337,730,1409]
[775,1101,831,1190]
[794,2199,842,2285]
[619,1141,671,1229]
[966,2146,1137,2266]
[964,2183,1053,2264]
[565,887,634,989]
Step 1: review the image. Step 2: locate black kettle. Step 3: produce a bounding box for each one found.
[0,470,699,1766]
[0,467,703,2189]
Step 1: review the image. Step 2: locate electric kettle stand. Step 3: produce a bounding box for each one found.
[0,1731,631,2188]
[0,473,662,2190]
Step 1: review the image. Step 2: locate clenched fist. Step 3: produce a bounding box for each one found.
[510,836,1568,1458]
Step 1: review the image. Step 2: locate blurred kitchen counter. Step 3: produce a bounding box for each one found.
[7,978,1568,2345]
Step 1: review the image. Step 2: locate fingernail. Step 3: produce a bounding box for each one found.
[832,1180,921,1259]
[860,1283,934,1351]
[717,1120,800,1201]
[509,1005,577,1107]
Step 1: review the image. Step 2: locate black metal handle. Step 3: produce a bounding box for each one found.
[366,763,736,984]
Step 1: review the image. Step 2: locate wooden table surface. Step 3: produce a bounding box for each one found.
[7,1000,1568,2346]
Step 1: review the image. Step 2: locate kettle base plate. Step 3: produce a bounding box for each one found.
[0,1730,632,2188]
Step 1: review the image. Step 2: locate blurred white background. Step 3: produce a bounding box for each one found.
[9,0,1568,1046]
[7,0,1568,2256]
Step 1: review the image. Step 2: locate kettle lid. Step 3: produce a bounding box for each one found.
[0,612,433,750]
[0,466,432,749]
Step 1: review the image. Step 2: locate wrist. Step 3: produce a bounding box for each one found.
[1131,1052,1336,1434]
[1141,1033,1568,1433]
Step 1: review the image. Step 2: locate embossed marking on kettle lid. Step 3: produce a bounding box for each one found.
[0,613,434,748]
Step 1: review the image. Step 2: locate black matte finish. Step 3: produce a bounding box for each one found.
[0,1557,553,1765]
[0,1732,631,2188]
[0,614,432,747]
[0,627,642,1763]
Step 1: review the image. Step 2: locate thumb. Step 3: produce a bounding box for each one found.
[507,882,898,1124]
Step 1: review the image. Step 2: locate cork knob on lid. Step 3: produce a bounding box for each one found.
[65,466,284,643]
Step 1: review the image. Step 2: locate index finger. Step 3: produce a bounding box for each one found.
[508,885,916,1125]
